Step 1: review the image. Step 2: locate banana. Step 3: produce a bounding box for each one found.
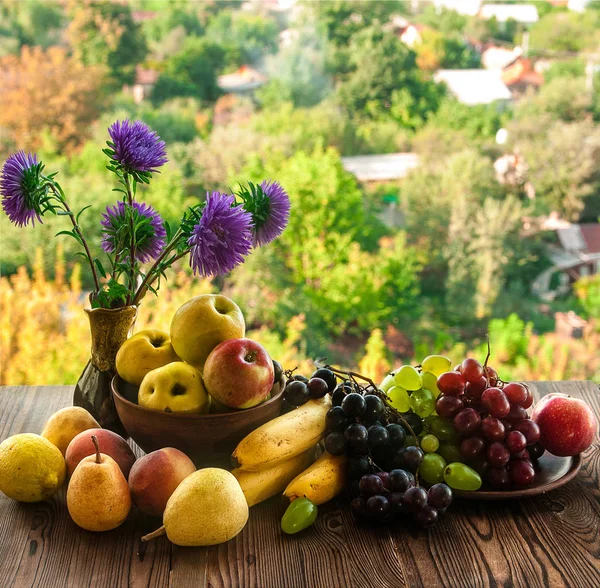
[231,396,331,472]
[232,448,316,507]
[283,450,348,506]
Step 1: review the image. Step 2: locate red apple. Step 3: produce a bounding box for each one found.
[532,394,598,457]
[203,338,274,409]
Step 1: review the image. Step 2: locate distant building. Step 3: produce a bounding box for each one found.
[399,23,432,48]
[341,153,420,183]
[125,66,159,104]
[433,0,482,16]
[568,0,593,11]
[131,11,157,23]
[434,69,512,106]
[501,57,544,95]
[217,66,267,94]
[479,4,540,26]
[555,311,590,340]
[481,46,523,70]
[533,223,600,299]
[341,153,420,228]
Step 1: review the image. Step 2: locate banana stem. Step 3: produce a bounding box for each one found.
[91,435,101,464]
[141,526,166,542]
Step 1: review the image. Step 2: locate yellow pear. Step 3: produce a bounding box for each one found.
[67,435,131,532]
[170,294,245,371]
[116,329,180,386]
[41,406,100,456]
[138,362,209,413]
[142,468,248,546]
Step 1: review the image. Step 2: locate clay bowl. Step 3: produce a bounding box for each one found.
[112,375,285,467]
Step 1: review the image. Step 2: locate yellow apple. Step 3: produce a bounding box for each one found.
[138,362,209,413]
[116,329,180,386]
[170,294,245,371]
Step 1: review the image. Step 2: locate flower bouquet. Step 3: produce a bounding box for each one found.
[1,120,290,432]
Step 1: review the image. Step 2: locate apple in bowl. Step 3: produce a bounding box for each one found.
[203,339,274,409]
[116,329,179,386]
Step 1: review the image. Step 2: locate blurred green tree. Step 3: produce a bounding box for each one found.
[335,27,444,128]
[152,38,225,104]
[67,0,147,86]
[205,10,279,67]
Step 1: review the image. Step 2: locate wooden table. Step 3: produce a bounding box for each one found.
[1,381,598,588]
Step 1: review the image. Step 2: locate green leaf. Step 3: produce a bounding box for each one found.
[94,258,107,278]
[55,230,76,238]
[56,210,71,216]
[76,205,92,224]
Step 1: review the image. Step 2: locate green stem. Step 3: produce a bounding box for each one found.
[123,173,136,306]
[131,230,185,306]
[47,182,100,297]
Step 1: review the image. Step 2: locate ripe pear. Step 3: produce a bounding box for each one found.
[41,406,100,456]
[67,435,131,532]
[142,468,248,546]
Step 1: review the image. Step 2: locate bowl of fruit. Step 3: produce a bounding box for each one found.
[111,294,286,466]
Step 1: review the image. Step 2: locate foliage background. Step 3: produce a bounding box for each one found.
[1,0,599,385]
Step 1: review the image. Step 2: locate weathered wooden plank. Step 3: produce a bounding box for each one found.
[0,382,599,588]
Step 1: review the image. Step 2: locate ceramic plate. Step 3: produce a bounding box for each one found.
[453,453,582,500]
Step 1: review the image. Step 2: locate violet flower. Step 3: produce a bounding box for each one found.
[252,180,290,247]
[188,192,253,277]
[101,200,166,263]
[0,151,43,227]
[107,120,168,174]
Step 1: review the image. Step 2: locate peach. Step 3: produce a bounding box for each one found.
[66,428,136,479]
[128,448,196,517]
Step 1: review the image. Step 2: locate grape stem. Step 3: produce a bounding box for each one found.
[313,360,423,465]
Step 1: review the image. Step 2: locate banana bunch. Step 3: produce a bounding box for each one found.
[231,396,349,508]
[283,451,348,506]
[232,396,331,471]
[232,448,315,507]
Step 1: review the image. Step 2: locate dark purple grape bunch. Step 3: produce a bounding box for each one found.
[435,358,545,489]
[282,367,336,409]
[351,469,453,529]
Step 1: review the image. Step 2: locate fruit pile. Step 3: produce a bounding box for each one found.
[0,407,250,546]
[117,294,279,414]
[276,352,597,533]
[1,307,597,545]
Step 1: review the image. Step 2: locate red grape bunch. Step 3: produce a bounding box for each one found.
[436,358,545,489]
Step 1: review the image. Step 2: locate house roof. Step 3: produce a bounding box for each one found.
[132,11,157,23]
[557,223,600,254]
[433,0,482,16]
[341,153,420,182]
[482,46,522,70]
[434,69,512,105]
[501,57,544,87]
[580,224,600,254]
[134,67,159,86]
[217,66,267,93]
[479,4,539,24]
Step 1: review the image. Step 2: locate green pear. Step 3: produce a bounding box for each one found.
[142,468,248,546]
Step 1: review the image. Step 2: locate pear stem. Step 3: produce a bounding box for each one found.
[91,435,101,464]
[141,526,166,542]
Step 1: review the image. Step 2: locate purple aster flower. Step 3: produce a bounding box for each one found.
[252,180,290,247]
[107,120,168,174]
[101,200,166,263]
[188,192,253,277]
[1,151,43,227]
